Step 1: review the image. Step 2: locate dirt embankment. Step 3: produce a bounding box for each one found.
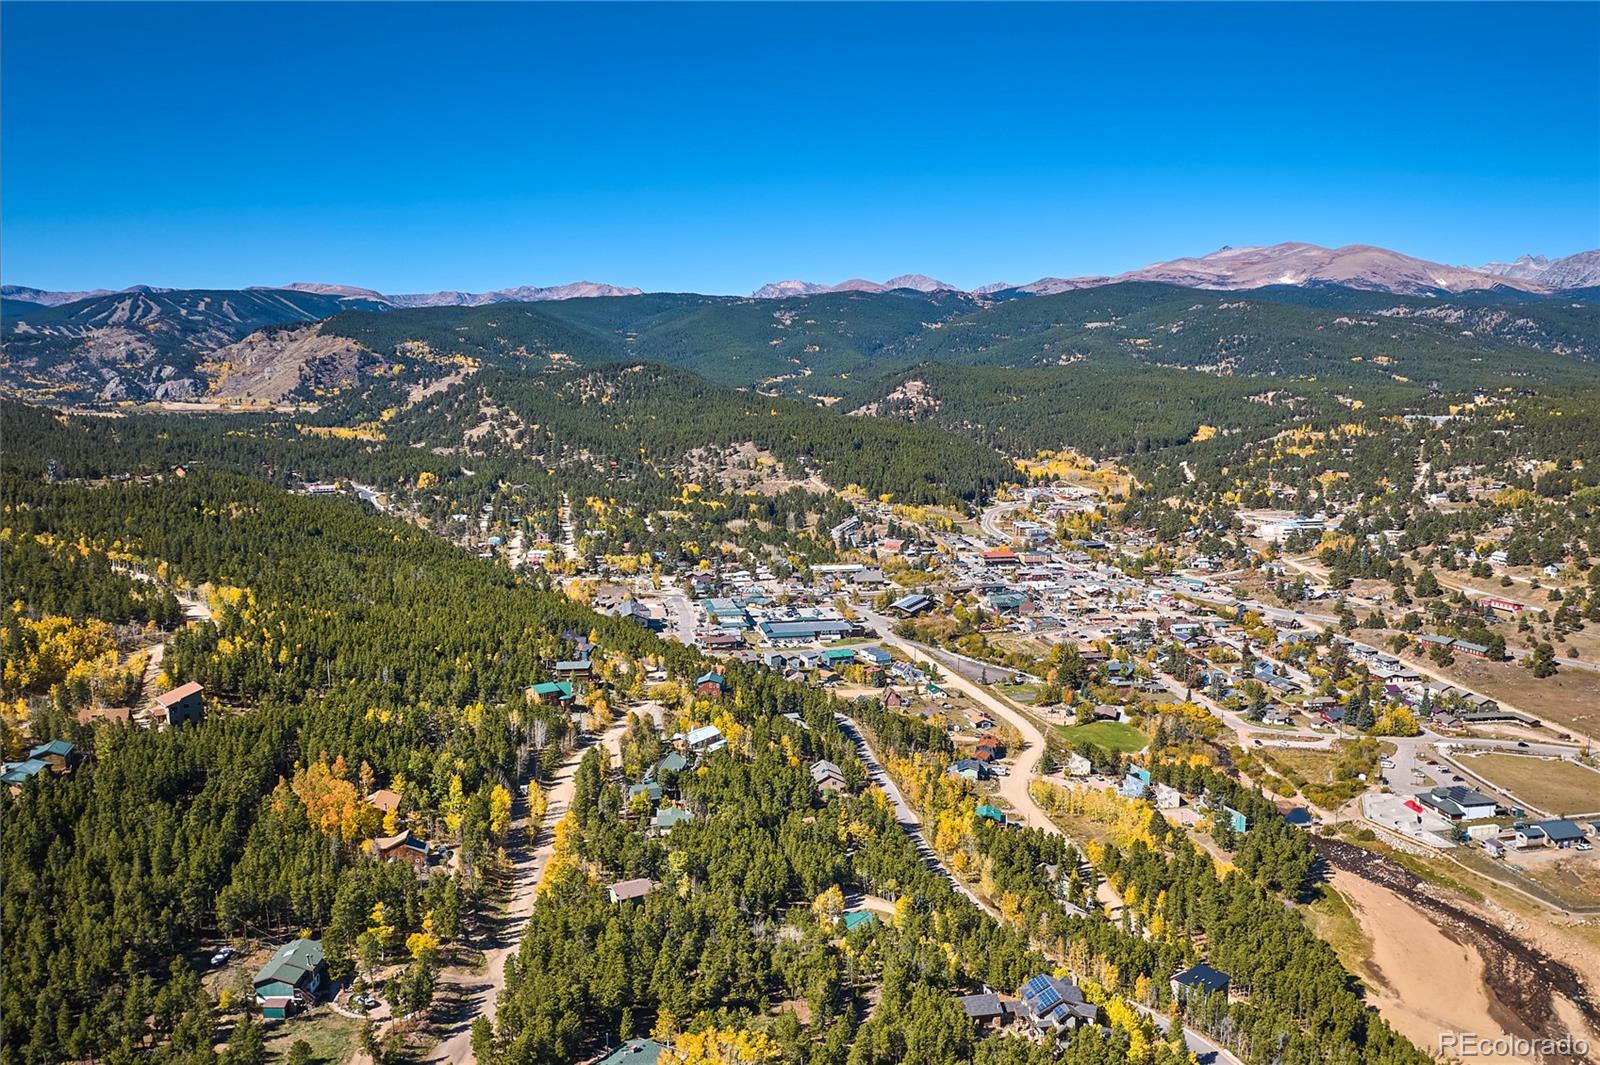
[1315,836,1600,1063]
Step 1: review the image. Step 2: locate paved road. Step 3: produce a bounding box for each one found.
[979,499,1026,543]
[834,712,999,919]
[427,720,629,1064]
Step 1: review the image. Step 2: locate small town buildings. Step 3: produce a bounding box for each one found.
[156,682,205,728]
[1419,785,1498,821]
[889,593,934,617]
[1514,819,1586,849]
[253,939,326,1019]
[1171,963,1231,1001]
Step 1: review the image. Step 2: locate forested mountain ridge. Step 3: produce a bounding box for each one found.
[9,279,1595,405]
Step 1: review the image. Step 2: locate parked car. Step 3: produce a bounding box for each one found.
[209,946,235,967]
[1578,842,1593,852]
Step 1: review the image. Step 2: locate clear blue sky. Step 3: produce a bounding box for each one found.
[4,2,1597,294]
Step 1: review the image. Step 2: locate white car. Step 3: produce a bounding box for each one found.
[1578,842,1593,852]
[1380,759,1396,770]
[209,946,235,966]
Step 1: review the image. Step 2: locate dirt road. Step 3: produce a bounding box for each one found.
[426,720,628,1064]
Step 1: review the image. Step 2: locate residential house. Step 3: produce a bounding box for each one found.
[253,939,326,1019]
[368,831,429,874]
[155,682,205,728]
[958,992,1018,1031]
[528,681,575,706]
[1171,963,1230,1001]
[976,803,1007,825]
[1515,819,1586,849]
[27,739,78,774]
[949,758,989,782]
[810,759,848,794]
[597,1038,670,1065]
[366,788,401,816]
[1017,974,1098,1032]
[652,807,692,833]
[695,671,725,698]
[682,724,726,753]
[840,910,878,933]
[1064,752,1093,777]
[607,878,657,903]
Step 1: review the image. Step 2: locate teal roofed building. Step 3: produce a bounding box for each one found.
[841,910,878,932]
[976,803,1007,824]
[253,938,326,1018]
[529,680,575,704]
[597,1038,670,1065]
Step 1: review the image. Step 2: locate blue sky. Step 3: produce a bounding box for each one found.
[3,2,1597,294]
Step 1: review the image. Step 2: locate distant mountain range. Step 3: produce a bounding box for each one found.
[1,280,644,310]
[8,244,1598,313]
[751,243,1600,299]
[1478,250,1600,290]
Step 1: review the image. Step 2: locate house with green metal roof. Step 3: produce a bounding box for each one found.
[653,807,692,833]
[528,680,575,705]
[841,910,878,932]
[976,803,1007,824]
[597,1038,670,1065]
[253,938,326,1018]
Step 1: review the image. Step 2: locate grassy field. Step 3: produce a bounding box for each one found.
[1464,752,1600,816]
[1426,655,1600,743]
[1303,882,1374,980]
[264,1011,361,1064]
[1056,720,1148,754]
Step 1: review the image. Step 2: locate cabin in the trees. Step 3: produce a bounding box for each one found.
[1017,973,1098,1032]
[607,877,657,904]
[597,1038,669,1065]
[27,739,78,775]
[1171,962,1231,1001]
[156,682,205,728]
[811,759,848,794]
[368,831,430,873]
[694,671,725,698]
[958,991,1018,1031]
[652,806,692,834]
[253,938,326,1018]
[528,680,575,706]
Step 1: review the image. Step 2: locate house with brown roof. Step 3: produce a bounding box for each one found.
[155,682,205,728]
